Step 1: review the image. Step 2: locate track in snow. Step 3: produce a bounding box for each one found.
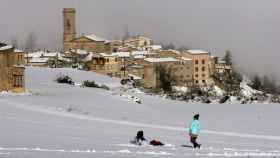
[1,99,280,141]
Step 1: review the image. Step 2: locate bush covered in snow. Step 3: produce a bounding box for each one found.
[56,75,74,85]
[83,80,99,88]
[83,80,110,90]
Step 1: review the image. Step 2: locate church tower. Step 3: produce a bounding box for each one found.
[63,8,76,51]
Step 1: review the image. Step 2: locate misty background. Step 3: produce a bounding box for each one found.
[0,0,279,81]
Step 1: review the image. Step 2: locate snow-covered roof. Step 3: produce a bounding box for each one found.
[134,55,145,59]
[43,52,58,57]
[147,45,162,50]
[131,51,149,56]
[85,34,110,43]
[0,45,13,51]
[181,57,192,61]
[144,57,178,63]
[76,49,88,55]
[25,52,43,58]
[14,49,24,53]
[29,58,49,63]
[100,53,116,57]
[112,52,130,58]
[187,50,209,54]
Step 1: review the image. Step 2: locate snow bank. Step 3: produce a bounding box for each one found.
[240,81,262,98]
[0,91,31,96]
[173,86,188,93]
[213,85,225,96]
[26,67,121,89]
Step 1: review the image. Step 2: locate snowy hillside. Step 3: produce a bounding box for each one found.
[0,67,280,158]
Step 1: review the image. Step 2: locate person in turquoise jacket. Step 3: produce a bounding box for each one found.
[188,114,201,148]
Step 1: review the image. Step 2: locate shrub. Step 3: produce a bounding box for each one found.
[83,80,110,91]
[156,65,173,92]
[83,80,99,88]
[56,75,74,85]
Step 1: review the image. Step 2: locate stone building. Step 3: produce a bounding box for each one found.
[214,59,232,80]
[0,43,25,92]
[182,50,213,86]
[142,57,193,89]
[159,50,181,58]
[127,64,144,80]
[85,53,120,76]
[63,8,111,53]
[124,35,152,48]
[174,57,193,87]
[142,58,178,89]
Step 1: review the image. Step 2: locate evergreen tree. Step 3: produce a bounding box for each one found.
[223,50,232,65]
[156,65,173,92]
[251,75,262,90]
[262,75,277,94]
[277,85,280,94]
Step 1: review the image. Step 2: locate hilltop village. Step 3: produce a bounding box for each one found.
[0,8,279,103]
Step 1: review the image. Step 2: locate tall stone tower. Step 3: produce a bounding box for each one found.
[63,8,76,51]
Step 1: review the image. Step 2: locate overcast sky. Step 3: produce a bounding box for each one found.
[0,0,279,80]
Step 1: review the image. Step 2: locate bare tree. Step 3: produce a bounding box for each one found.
[122,26,131,41]
[177,45,189,51]
[10,35,19,49]
[162,42,176,50]
[24,32,37,52]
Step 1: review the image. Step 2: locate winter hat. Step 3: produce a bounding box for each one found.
[194,114,200,120]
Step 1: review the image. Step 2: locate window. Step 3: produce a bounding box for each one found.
[195,80,199,84]
[202,74,205,77]
[202,80,206,83]
[195,67,199,72]
[195,74,198,78]
[202,60,205,64]
[195,60,198,64]
[67,19,71,30]
[106,59,109,62]
[202,66,205,71]
[144,41,147,46]
[13,75,23,87]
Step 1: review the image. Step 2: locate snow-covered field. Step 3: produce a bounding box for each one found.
[0,67,279,158]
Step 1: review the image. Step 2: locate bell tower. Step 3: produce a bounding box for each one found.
[63,8,76,51]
